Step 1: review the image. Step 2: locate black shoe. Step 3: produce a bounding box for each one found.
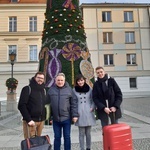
[86,149,90,150]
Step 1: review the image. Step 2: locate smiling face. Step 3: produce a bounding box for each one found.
[35,74,45,85]
[96,68,105,79]
[77,78,85,87]
[55,75,65,87]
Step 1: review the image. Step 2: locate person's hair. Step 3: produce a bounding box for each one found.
[95,66,104,71]
[34,71,45,78]
[75,74,86,86]
[56,72,66,79]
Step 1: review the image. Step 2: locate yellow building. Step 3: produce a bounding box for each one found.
[0,0,46,99]
[0,1,150,98]
[81,3,150,97]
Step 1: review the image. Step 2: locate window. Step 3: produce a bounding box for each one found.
[104,54,113,65]
[125,32,135,43]
[129,78,137,88]
[29,17,37,32]
[127,54,136,65]
[8,45,17,60]
[9,17,17,32]
[124,11,133,22]
[29,45,38,61]
[103,32,113,43]
[102,11,111,22]
[11,0,19,2]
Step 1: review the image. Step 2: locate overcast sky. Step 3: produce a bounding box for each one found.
[80,0,150,4]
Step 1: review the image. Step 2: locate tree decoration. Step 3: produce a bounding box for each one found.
[62,0,75,10]
[46,49,62,87]
[69,24,73,27]
[62,43,81,85]
[39,0,94,88]
[80,51,94,87]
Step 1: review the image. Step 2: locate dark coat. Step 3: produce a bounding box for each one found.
[92,77,123,123]
[46,82,79,122]
[18,77,46,123]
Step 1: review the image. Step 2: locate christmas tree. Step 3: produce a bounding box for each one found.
[39,0,94,88]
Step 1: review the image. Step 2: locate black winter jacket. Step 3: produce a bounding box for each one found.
[46,82,78,122]
[18,77,46,123]
[93,76,123,123]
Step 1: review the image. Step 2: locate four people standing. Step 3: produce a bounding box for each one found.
[92,66,123,128]
[18,67,123,148]
[73,74,96,150]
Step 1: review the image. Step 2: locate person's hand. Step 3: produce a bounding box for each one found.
[49,120,53,125]
[104,107,111,115]
[72,117,78,123]
[28,120,35,126]
[110,107,116,112]
[90,108,94,112]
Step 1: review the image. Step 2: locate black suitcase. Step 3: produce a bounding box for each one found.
[21,135,52,150]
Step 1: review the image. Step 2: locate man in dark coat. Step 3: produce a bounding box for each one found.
[18,72,46,139]
[46,73,78,150]
[93,66,123,128]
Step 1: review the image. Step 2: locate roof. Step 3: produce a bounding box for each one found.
[0,0,46,4]
[80,2,150,8]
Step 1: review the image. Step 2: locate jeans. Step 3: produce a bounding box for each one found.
[53,119,71,150]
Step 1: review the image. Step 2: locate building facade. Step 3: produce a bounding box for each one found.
[0,1,150,98]
[0,0,46,99]
[81,3,150,97]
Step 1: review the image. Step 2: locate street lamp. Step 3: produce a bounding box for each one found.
[9,52,16,92]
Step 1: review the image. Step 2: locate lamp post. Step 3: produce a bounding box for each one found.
[9,52,16,93]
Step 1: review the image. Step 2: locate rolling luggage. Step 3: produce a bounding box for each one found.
[103,123,133,150]
[21,135,52,150]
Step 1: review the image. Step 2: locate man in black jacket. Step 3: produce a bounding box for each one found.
[18,72,46,139]
[93,66,123,128]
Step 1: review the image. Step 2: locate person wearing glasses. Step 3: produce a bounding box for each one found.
[93,66,123,128]
[18,71,46,139]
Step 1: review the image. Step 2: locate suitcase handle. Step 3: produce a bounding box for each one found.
[106,100,116,124]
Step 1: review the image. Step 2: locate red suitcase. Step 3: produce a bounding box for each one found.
[103,123,133,150]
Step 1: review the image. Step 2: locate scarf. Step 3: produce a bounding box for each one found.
[98,74,109,100]
[75,83,90,93]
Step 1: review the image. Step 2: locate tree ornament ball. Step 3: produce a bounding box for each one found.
[55,19,58,22]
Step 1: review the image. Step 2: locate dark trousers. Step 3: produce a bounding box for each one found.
[53,119,71,150]
[101,113,118,128]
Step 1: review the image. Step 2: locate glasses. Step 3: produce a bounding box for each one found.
[36,77,44,80]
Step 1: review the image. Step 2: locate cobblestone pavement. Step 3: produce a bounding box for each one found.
[0,96,150,149]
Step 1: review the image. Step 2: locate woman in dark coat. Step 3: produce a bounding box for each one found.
[93,66,123,128]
